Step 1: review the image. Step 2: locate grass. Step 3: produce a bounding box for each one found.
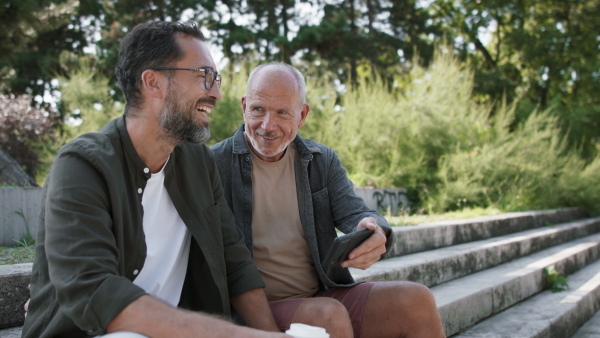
[386,206,504,226]
[0,245,35,265]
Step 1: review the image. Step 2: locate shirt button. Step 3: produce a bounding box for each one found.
[144,167,150,174]
[133,269,139,275]
[137,188,142,194]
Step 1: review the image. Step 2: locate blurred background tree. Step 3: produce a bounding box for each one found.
[0,0,598,213]
[430,0,600,159]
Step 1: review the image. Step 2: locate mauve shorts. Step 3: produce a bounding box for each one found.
[268,282,376,338]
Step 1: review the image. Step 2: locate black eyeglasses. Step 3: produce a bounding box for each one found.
[151,67,222,90]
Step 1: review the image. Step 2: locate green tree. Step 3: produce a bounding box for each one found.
[0,0,85,99]
[293,0,438,86]
[430,0,600,158]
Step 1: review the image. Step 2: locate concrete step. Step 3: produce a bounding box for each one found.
[388,207,588,257]
[0,326,22,337]
[451,257,600,337]
[0,262,32,330]
[572,307,600,337]
[433,233,600,336]
[351,217,600,287]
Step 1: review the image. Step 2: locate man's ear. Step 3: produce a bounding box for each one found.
[297,103,310,129]
[241,96,246,119]
[141,69,166,99]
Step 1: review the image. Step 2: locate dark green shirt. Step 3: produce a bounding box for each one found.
[23,116,264,338]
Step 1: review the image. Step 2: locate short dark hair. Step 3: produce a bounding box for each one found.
[115,21,204,111]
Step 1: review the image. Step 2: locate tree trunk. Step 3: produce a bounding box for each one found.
[0,148,38,187]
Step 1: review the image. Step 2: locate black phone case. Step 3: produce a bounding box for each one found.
[321,228,375,275]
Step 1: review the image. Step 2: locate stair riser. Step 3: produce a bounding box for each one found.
[390,208,588,257]
[356,219,600,287]
[439,241,600,336]
[535,286,600,338]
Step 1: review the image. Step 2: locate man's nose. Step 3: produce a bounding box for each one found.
[208,82,222,101]
[261,113,277,130]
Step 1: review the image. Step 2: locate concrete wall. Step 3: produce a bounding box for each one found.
[354,188,410,214]
[0,188,42,247]
[0,187,409,246]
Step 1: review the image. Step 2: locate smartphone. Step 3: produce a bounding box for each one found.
[321,228,375,274]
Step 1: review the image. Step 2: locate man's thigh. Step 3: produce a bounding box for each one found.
[360,281,445,338]
[269,282,375,337]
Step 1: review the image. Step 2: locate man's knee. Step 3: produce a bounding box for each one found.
[294,298,353,337]
[403,282,437,308]
[369,281,438,312]
[299,298,349,322]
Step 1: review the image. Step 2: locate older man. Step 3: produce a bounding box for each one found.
[22,22,287,338]
[210,62,446,338]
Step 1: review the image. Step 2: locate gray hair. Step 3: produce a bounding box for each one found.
[246,62,306,106]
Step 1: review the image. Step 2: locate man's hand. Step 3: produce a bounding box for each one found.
[24,284,30,319]
[341,217,387,270]
[107,295,290,337]
[231,288,280,332]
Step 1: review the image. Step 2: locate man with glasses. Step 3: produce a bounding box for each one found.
[22,21,288,338]
[210,62,446,337]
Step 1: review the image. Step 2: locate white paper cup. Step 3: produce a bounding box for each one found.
[285,323,330,338]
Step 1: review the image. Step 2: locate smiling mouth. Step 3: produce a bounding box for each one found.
[196,104,213,115]
[260,134,278,141]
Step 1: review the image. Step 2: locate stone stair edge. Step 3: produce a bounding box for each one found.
[450,258,600,337]
[572,307,600,337]
[388,207,590,256]
[352,219,600,286]
[0,263,31,330]
[434,235,600,336]
[0,326,22,337]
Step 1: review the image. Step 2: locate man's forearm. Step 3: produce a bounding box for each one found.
[107,294,284,337]
[230,288,280,332]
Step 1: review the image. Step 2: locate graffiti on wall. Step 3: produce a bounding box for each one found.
[354,188,411,214]
[372,189,410,213]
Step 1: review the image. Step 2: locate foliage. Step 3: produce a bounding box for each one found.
[0,245,35,265]
[302,49,480,195]
[543,266,569,293]
[296,47,600,214]
[205,62,253,146]
[386,206,503,226]
[14,210,35,247]
[0,0,84,97]
[206,0,439,87]
[58,54,122,138]
[429,0,600,159]
[0,93,59,178]
[1,0,598,214]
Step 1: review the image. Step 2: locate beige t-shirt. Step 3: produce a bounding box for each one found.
[250,143,320,301]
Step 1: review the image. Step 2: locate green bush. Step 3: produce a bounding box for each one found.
[52,52,600,215]
[299,50,600,214]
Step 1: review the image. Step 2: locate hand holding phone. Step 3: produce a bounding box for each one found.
[321,229,374,276]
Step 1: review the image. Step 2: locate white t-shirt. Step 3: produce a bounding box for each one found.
[133,159,191,307]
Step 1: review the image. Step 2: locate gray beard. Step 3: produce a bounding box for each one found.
[159,110,211,144]
[159,95,211,144]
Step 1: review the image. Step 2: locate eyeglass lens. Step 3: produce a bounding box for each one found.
[205,69,221,90]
